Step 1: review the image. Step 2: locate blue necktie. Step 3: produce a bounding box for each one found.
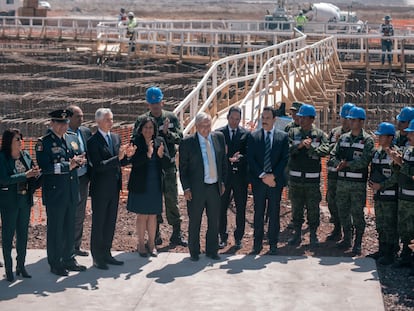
[264,131,272,173]
[106,134,114,155]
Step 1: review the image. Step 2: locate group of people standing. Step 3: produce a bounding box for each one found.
[1,85,414,280]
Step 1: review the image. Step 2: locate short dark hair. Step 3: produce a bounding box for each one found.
[1,128,22,159]
[263,106,276,118]
[137,116,157,139]
[227,106,242,118]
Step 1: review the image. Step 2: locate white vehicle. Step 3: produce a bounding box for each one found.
[0,0,22,16]
[39,1,51,10]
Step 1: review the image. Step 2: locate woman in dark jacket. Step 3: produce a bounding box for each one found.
[0,129,41,282]
[127,117,170,257]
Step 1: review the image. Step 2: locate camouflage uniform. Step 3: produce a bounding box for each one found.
[133,110,183,243]
[284,121,300,134]
[326,126,349,233]
[331,129,374,252]
[395,130,409,149]
[370,146,399,263]
[288,125,329,245]
[397,146,414,264]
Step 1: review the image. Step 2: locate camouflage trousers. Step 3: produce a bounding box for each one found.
[374,200,398,246]
[326,177,339,226]
[335,180,366,232]
[289,181,322,229]
[159,166,181,226]
[398,199,414,243]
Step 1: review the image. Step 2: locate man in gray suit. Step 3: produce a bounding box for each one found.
[179,112,227,261]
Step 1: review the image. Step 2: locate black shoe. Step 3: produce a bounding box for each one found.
[267,246,278,255]
[170,234,188,247]
[50,267,69,276]
[206,253,221,260]
[249,247,262,255]
[219,240,227,249]
[139,252,148,258]
[189,254,199,262]
[63,260,87,272]
[336,240,351,249]
[105,256,124,266]
[366,251,382,260]
[5,269,14,282]
[234,240,242,250]
[155,236,163,246]
[74,249,89,257]
[93,260,109,270]
[16,266,32,278]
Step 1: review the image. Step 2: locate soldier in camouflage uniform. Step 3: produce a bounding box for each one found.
[395,107,414,149]
[390,119,414,269]
[326,102,355,241]
[330,107,374,255]
[368,122,399,265]
[133,87,187,247]
[284,102,303,133]
[287,104,330,246]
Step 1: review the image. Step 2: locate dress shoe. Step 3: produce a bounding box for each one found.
[219,241,227,249]
[63,260,87,272]
[16,266,32,278]
[139,252,148,258]
[249,247,262,255]
[93,260,109,270]
[189,254,199,262]
[50,267,69,276]
[74,249,89,257]
[155,236,163,246]
[267,246,278,256]
[234,240,242,250]
[206,253,220,260]
[105,256,124,266]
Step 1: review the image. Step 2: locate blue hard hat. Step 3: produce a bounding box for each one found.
[296,104,316,117]
[146,86,163,104]
[405,119,414,132]
[346,106,366,120]
[340,102,355,118]
[374,122,396,136]
[396,107,414,122]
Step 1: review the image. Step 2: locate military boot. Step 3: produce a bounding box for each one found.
[309,229,319,247]
[326,224,341,241]
[337,228,352,249]
[288,226,302,246]
[378,244,395,266]
[352,229,363,256]
[169,223,188,247]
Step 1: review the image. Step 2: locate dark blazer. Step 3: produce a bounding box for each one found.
[68,125,92,174]
[128,136,170,194]
[247,128,289,189]
[87,130,127,196]
[216,125,249,181]
[0,150,39,208]
[179,131,227,195]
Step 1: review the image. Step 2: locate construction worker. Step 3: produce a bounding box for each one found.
[389,119,414,269]
[118,8,127,24]
[295,11,307,32]
[380,15,394,65]
[287,104,329,247]
[126,11,138,52]
[330,107,374,256]
[395,107,414,148]
[368,122,399,265]
[326,102,355,241]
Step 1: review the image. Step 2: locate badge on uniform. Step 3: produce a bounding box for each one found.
[71,141,79,151]
[35,141,43,152]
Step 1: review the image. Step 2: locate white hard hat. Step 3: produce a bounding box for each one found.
[128,12,134,17]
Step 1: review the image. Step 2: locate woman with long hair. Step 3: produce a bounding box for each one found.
[0,129,41,281]
[127,117,170,257]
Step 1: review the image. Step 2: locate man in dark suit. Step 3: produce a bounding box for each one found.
[36,109,87,276]
[179,112,227,261]
[68,105,92,257]
[216,107,250,250]
[247,106,289,255]
[87,108,134,270]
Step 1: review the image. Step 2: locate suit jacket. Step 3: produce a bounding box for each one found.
[68,125,92,176]
[216,125,249,182]
[247,128,289,189]
[179,131,227,196]
[0,150,39,208]
[128,136,170,194]
[87,130,127,197]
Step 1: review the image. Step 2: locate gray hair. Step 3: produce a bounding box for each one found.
[195,112,211,125]
[95,108,113,121]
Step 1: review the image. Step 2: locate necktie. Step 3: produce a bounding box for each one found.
[231,129,236,142]
[77,129,85,153]
[264,131,272,173]
[106,134,114,155]
[205,138,218,180]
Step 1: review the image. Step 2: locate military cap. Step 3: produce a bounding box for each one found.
[48,109,73,123]
[290,102,303,111]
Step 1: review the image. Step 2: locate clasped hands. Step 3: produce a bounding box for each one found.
[262,173,276,187]
[70,153,87,170]
[298,137,312,150]
[26,165,41,178]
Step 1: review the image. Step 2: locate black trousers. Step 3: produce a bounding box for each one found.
[90,189,119,261]
[1,198,31,268]
[187,183,220,256]
[46,200,76,268]
[219,173,248,242]
[74,174,89,250]
[252,181,283,250]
